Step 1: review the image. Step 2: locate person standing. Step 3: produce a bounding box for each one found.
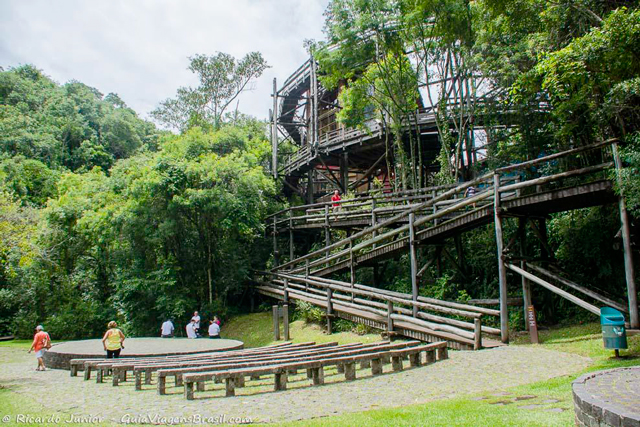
[160,319,174,338]
[28,325,51,371]
[102,321,125,358]
[331,189,342,217]
[213,315,221,326]
[191,311,201,335]
[186,319,197,339]
[208,319,221,339]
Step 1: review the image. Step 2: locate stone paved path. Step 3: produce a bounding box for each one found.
[0,346,590,424]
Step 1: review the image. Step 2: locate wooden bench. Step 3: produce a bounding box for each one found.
[154,341,409,394]
[100,342,339,386]
[71,341,297,378]
[182,341,447,399]
[87,341,317,384]
[130,342,365,389]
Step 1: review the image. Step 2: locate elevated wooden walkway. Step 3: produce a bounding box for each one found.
[259,140,639,348]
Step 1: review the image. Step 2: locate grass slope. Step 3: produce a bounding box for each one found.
[221,311,383,348]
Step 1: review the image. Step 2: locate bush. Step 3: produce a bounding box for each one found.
[294,301,324,324]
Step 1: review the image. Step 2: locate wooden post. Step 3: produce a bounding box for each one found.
[372,199,378,248]
[340,152,349,192]
[373,264,380,287]
[527,305,540,344]
[519,218,532,331]
[409,213,418,317]
[273,216,279,267]
[326,288,333,334]
[387,300,394,334]
[271,77,278,178]
[349,240,355,303]
[307,169,314,204]
[289,210,294,261]
[612,142,639,329]
[344,362,356,380]
[493,173,509,343]
[324,205,330,256]
[283,278,289,303]
[272,305,280,341]
[474,318,482,350]
[283,304,290,341]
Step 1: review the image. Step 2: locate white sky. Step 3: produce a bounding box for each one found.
[0,0,330,122]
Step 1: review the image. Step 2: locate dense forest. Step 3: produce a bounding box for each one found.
[1,0,639,338]
[0,63,278,339]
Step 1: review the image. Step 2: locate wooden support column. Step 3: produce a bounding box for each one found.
[387,300,394,335]
[273,216,279,267]
[289,210,294,261]
[307,169,314,204]
[493,173,509,343]
[324,205,330,256]
[371,199,378,248]
[283,278,289,304]
[349,240,355,303]
[272,305,280,341]
[283,304,290,341]
[271,78,278,178]
[340,152,349,193]
[373,264,380,287]
[326,288,333,334]
[409,213,418,317]
[613,142,639,329]
[454,234,466,275]
[519,218,532,331]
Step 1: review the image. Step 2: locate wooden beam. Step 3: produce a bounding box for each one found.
[529,264,628,314]
[494,173,509,343]
[409,213,418,317]
[349,153,386,190]
[506,264,600,316]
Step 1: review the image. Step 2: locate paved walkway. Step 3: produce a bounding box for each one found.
[0,346,590,424]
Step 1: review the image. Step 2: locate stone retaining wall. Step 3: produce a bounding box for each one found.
[572,367,640,427]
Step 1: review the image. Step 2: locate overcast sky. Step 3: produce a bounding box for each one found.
[0,0,329,123]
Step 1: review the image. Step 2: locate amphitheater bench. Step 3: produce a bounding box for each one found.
[154,341,412,394]
[182,341,447,400]
[99,342,333,386]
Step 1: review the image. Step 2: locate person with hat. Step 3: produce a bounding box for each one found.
[28,325,51,371]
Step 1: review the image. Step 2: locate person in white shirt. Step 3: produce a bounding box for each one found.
[191,311,201,335]
[186,319,197,339]
[160,319,174,338]
[208,320,221,339]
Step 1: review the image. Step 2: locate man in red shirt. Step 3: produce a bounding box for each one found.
[331,189,342,217]
[28,325,51,371]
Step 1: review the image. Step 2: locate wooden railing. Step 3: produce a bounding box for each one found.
[257,272,500,350]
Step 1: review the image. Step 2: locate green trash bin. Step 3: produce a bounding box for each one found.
[600,307,627,350]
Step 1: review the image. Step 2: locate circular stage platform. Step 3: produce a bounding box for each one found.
[43,337,244,370]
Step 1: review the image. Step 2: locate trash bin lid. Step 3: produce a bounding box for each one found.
[600,307,626,325]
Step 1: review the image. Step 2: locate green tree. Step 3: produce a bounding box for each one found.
[151,52,269,132]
